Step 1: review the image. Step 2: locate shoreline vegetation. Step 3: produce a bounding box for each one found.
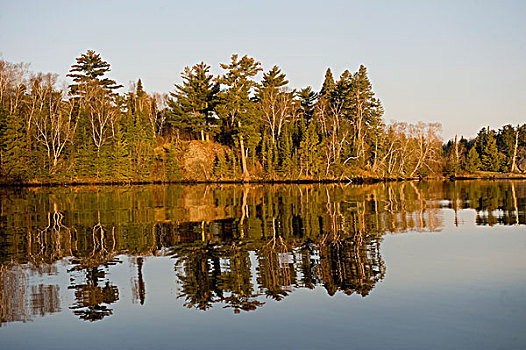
[1,51,525,186]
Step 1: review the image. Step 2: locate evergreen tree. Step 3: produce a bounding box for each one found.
[260,65,288,91]
[348,65,384,163]
[481,131,500,171]
[125,83,156,180]
[165,140,181,181]
[67,50,122,97]
[1,114,29,179]
[297,86,318,122]
[213,152,228,180]
[112,124,130,181]
[319,68,335,98]
[465,146,481,173]
[168,62,219,141]
[279,126,295,176]
[216,54,262,179]
[496,124,516,171]
[74,125,96,179]
[474,127,488,156]
[299,120,320,177]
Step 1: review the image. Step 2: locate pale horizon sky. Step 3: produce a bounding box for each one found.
[1,0,525,140]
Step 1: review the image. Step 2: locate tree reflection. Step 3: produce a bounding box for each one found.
[69,266,119,321]
[0,181,524,321]
[0,263,61,327]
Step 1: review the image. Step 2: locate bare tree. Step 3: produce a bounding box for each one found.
[408,122,442,177]
[84,84,119,155]
[314,99,350,176]
[259,88,295,144]
[30,77,78,170]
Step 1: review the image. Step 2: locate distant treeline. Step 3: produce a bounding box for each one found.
[0,51,525,183]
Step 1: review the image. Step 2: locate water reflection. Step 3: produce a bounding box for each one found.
[0,180,524,324]
[0,264,60,327]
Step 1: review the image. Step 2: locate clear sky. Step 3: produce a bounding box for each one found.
[1,0,525,140]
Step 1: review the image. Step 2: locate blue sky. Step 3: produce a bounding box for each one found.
[1,0,525,139]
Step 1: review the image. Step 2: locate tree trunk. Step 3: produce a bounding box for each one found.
[511,128,519,173]
[454,134,459,176]
[239,135,249,180]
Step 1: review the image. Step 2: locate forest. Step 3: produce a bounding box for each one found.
[0,50,525,184]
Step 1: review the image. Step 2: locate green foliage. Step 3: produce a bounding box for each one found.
[465,146,481,173]
[165,141,182,181]
[213,151,229,180]
[67,50,122,96]
[168,62,219,140]
[260,65,288,90]
[216,54,262,178]
[2,53,525,184]
[1,114,30,179]
[112,124,131,181]
[299,120,320,177]
[279,126,295,176]
[297,86,318,121]
[319,68,335,98]
[480,131,500,171]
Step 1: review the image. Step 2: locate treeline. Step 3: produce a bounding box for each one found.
[0,51,524,183]
[444,125,526,175]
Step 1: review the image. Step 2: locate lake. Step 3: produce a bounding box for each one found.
[0,181,525,349]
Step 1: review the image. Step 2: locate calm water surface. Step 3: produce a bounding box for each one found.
[0,181,525,349]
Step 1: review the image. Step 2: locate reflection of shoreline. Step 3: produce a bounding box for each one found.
[0,263,60,327]
[0,181,524,323]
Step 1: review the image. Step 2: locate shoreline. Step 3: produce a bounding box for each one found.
[1,173,525,188]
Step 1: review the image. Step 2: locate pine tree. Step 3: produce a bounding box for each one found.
[216,54,262,179]
[67,50,122,97]
[481,131,500,171]
[168,62,219,140]
[465,146,481,173]
[260,65,288,91]
[297,86,318,122]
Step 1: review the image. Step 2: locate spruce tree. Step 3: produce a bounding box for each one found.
[481,131,500,171]
[279,126,295,177]
[349,65,384,163]
[299,120,320,177]
[319,68,335,98]
[112,124,130,181]
[496,124,516,171]
[465,146,481,173]
[1,114,29,179]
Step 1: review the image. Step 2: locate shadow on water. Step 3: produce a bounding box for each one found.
[0,180,524,324]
